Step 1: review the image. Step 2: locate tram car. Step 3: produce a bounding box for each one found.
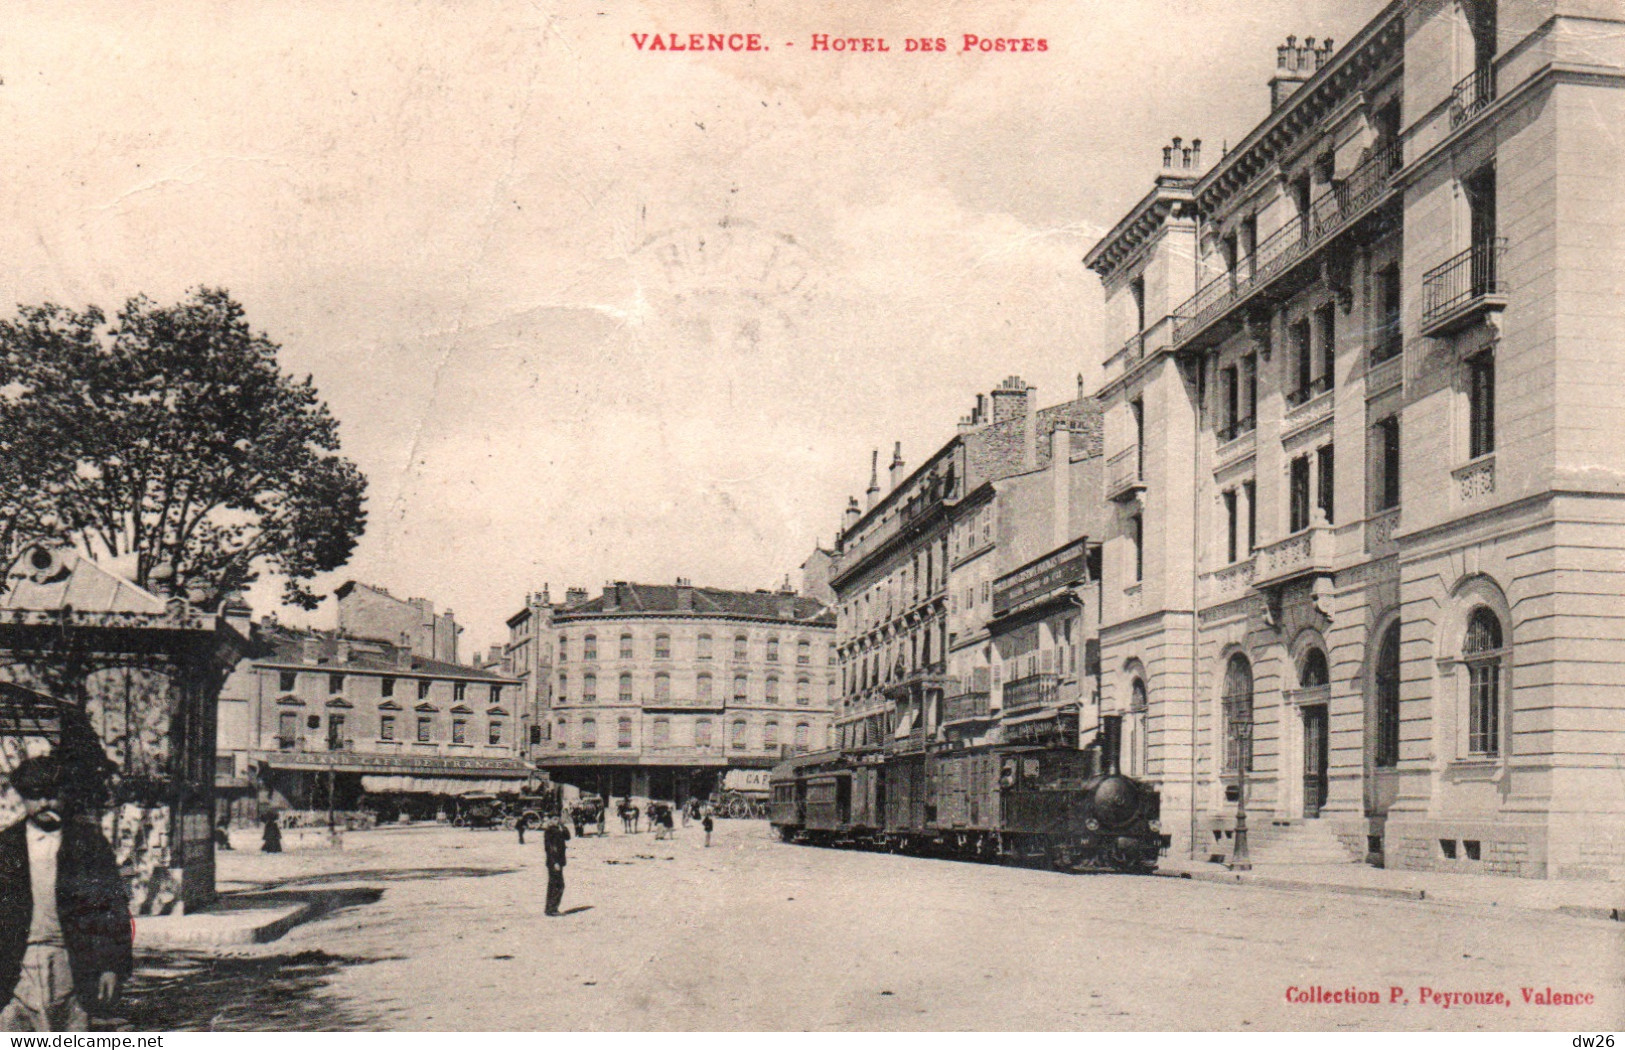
[769,741,1166,873]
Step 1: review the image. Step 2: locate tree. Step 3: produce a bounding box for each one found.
[0,287,367,609]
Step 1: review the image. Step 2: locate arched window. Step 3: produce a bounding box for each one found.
[617,716,632,749]
[796,677,810,706]
[765,676,780,704]
[582,672,597,703]
[697,633,712,660]
[1375,622,1400,767]
[1130,678,1148,712]
[620,632,634,659]
[734,634,748,661]
[697,672,713,703]
[583,633,597,661]
[766,636,780,662]
[695,718,714,749]
[654,672,671,702]
[1299,648,1329,688]
[1222,654,1254,774]
[731,718,748,749]
[1464,608,1503,756]
[652,717,670,748]
[797,639,810,665]
[654,633,671,660]
[794,723,810,753]
[581,717,597,749]
[764,720,780,749]
[619,672,633,703]
[733,674,748,702]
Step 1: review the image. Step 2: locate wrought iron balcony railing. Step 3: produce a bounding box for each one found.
[942,690,991,723]
[1450,66,1496,129]
[1422,239,1506,335]
[1002,672,1059,713]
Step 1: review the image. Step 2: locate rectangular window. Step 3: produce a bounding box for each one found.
[380,715,396,741]
[329,673,344,694]
[1375,416,1401,511]
[1239,353,1257,433]
[1224,490,1239,563]
[1291,318,1313,403]
[454,681,466,702]
[279,671,297,693]
[380,677,395,698]
[417,680,430,701]
[490,685,501,704]
[489,722,502,746]
[1468,661,1499,756]
[1317,444,1335,526]
[417,717,432,743]
[1130,398,1145,478]
[1243,480,1257,553]
[327,713,346,750]
[618,718,633,749]
[1290,455,1312,533]
[695,718,712,748]
[452,719,467,745]
[1129,513,1143,582]
[1373,265,1402,363]
[278,711,296,746]
[655,635,671,659]
[1220,366,1239,440]
[1315,302,1336,392]
[1468,349,1495,459]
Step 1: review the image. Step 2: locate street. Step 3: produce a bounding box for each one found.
[114,820,1623,1031]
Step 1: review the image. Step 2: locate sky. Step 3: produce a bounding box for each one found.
[0,0,1386,657]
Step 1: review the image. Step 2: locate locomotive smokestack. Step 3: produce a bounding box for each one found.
[1100,714,1123,776]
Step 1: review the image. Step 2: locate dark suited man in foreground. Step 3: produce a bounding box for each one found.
[542,817,570,917]
[1,753,131,1031]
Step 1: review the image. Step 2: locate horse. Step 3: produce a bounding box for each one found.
[618,798,640,833]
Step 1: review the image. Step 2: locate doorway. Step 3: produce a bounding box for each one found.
[1302,705,1328,818]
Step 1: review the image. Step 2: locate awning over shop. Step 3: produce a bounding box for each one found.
[359,776,522,796]
[251,749,534,780]
[1001,706,1069,726]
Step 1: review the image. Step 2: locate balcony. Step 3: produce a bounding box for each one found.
[1002,672,1059,713]
[1252,525,1334,590]
[1365,507,1401,555]
[1216,415,1256,444]
[1107,446,1145,503]
[1421,239,1507,337]
[326,738,354,752]
[276,736,298,751]
[1285,374,1333,410]
[942,690,992,724]
[1171,142,1401,351]
[1449,66,1495,130]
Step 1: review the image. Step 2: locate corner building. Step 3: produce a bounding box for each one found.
[1084,0,1625,878]
[545,581,835,803]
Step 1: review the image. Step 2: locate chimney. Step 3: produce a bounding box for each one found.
[889,442,905,490]
[1159,136,1204,176]
[564,586,587,607]
[843,495,862,531]
[778,574,796,596]
[1270,35,1334,110]
[1051,424,1072,547]
[865,450,881,510]
[221,591,253,636]
[676,577,694,611]
[603,582,618,611]
[989,375,1031,425]
[301,636,322,664]
[538,584,551,606]
[336,638,352,664]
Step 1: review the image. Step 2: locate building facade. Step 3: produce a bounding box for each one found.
[542,580,835,803]
[335,580,462,664]
[217,625,528,820]
[1084,0,1625,878]
[831,376,1104,761]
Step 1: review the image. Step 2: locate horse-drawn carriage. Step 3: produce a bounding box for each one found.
[452,787,560,830]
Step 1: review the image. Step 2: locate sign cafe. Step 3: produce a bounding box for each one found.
[992,537,1092,618]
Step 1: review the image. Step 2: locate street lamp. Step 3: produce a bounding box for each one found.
[1228,718,1252,871]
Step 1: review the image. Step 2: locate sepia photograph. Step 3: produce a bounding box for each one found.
[0,0,1620,1035]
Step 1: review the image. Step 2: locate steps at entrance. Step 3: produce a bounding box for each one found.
[1211,819,1356,866]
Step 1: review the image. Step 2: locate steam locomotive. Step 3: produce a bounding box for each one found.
[769,728,1166,873]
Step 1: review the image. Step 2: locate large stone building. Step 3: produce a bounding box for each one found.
[830,377,1103,760]
[540,580,835,803]
[335,580,462,664]
[216,622,527,820]
[1083,0,1625,878]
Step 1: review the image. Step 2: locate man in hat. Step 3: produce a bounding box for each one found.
[542,816,570,917]
[0,753,132,1031]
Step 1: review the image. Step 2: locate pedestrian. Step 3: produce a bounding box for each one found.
[261,811,282,853]
[0,753,132,1032]
[702,809,714,848]
[571,805,585,840]
[213,815,233,851]
[596,804,606,837]
[680,800,691,828]
[516,813,527,845]
[542,817,570,917]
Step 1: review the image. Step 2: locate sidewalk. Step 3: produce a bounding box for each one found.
[1157,856,1625,920]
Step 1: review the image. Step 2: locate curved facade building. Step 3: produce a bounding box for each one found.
[543,580,835,803]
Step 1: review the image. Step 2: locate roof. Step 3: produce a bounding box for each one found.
[1,547,167,615]
[253,625,518,682]
[557,583,833,626]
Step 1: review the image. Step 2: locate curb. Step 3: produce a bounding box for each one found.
[1156,867,1424,902]
[135,902,314,949]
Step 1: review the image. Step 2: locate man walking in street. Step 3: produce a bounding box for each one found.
[516,813,526,845]
[702,809,714,848]
[1,753,132,1032]
[542,817,570,917]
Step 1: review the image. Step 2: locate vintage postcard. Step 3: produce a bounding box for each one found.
[0,0,1620,1035]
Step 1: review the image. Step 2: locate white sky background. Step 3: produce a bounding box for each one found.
[0,0,1385,655]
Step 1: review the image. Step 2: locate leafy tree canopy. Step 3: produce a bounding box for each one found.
[0,287,367,610]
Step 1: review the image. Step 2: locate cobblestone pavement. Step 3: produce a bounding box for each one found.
[114,821,1623,1031]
